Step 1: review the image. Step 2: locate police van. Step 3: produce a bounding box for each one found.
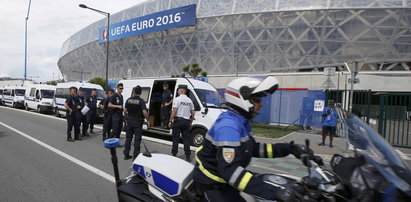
[53,82,105,117]
[2,86,26,108]
[0,87,3,106]
[119,78,226,146]
[24,84,56,113]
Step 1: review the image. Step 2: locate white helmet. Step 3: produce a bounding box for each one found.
[225,76,279,119]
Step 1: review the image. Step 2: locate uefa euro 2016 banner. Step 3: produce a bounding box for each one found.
[99,4,196,43]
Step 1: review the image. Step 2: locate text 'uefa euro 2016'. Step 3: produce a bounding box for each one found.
[99,4,196,43]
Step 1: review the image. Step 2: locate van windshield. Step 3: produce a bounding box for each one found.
[81,88,105,100]
[195,89,225,108]
[41,90,54,98]
[15,89,25,96]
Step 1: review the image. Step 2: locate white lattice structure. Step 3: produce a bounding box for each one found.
[58,0,411,81]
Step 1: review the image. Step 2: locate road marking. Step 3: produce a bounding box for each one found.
[396,149,411,160]
[0,106,197,151]
[0,121,116,183]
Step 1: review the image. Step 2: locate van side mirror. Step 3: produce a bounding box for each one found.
[201,102,208,115]
[195,104,201,111]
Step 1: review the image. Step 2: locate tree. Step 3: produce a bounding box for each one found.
[46,81,57,86]
[89,77,110,91]
[182,63,207,78]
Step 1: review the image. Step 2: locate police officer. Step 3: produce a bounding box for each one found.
[123,85,150,160]
[76,87,88,137]
[64,86,80,142]
[168,84,195,161]
[100,89,114,141]
[161,82,173,128]
[85,88,97,135]
[108,83,124,139]
[193,76,307,201]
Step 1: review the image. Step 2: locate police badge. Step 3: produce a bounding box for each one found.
[222,148,235,163]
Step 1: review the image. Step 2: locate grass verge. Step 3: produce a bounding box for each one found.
[251,122,300,139]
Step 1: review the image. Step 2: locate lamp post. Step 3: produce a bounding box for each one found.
[79,4,110,88]
[24,0,32,80]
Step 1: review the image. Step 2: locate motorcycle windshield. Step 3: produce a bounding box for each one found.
[338,110,411,194]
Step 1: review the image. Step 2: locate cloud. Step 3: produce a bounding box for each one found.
[0,0,145,82]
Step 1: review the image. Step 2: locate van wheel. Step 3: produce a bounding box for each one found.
[54,108,61,117]
[37,106,42,113]
[190,128,206,147]
[25,105,29,111]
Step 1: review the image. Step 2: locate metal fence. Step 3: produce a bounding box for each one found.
[378,94,411,148]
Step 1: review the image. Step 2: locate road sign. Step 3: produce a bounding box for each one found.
[314,100,325,112]
[323,67,336,76]
[322,77,336,89]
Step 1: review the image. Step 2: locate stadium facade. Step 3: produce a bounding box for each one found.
[58,0,411,87]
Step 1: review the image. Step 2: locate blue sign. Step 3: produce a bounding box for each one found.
[99,4,196,43]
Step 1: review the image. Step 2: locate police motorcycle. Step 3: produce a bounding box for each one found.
[104,109,411,201]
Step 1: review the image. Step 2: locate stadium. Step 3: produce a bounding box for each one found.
[58,0,411,89]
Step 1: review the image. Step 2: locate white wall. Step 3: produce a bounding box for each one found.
[207,74,411,92]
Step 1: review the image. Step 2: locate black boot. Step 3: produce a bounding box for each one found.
[67,132,74,142]
[185,155,191,161]
[74,133,82,140]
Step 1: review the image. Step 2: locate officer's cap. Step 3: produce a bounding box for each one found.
[178,84,188,90]
[69,86,77,91]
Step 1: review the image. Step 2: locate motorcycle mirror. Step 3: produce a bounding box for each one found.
[142,142,152,157]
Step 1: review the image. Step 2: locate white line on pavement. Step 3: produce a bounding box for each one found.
[0,121,116,183]
[396,149,411,160]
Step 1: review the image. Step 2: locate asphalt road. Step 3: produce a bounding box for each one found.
[0,106,190,202]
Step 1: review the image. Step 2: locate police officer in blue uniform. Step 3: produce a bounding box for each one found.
[109,83,124,139]
[100,89,114,141]
[76,87,88,137]
[193,76,306,201]
[85,88,97,135]
[123,85,150,160]
[168,84,195,161]
[64,86,80,142]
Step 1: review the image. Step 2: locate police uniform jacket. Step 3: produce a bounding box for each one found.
[76,95,85,110]
[109,93,123,114]
[65,95,79,114]
[86,95,97,110]
[125,96,147,121]
[193,110,295,200]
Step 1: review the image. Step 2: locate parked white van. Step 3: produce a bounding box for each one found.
[24,84,56,113]
[2,86,26,108]
[119,78,226,146]
[53,82,105,117]
[0,87,3,106]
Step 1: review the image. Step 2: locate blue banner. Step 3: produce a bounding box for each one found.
[99,4,196,43]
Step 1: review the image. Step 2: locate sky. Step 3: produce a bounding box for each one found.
[0,0,146,82]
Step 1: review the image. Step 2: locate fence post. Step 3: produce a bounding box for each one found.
[378,94,386,137]
[367,90,371,124]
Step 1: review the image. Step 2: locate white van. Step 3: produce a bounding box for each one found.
[24,84,56,113]
[119,78,226,146]
[53,82,105,117]
[2,86,26,108]
[0,87,3,106]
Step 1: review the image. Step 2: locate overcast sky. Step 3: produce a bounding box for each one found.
[0,0,146,82]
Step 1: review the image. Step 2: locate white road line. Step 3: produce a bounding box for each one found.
[0,106,197,151]
[0,121,116,183]
[396,149,411,160]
